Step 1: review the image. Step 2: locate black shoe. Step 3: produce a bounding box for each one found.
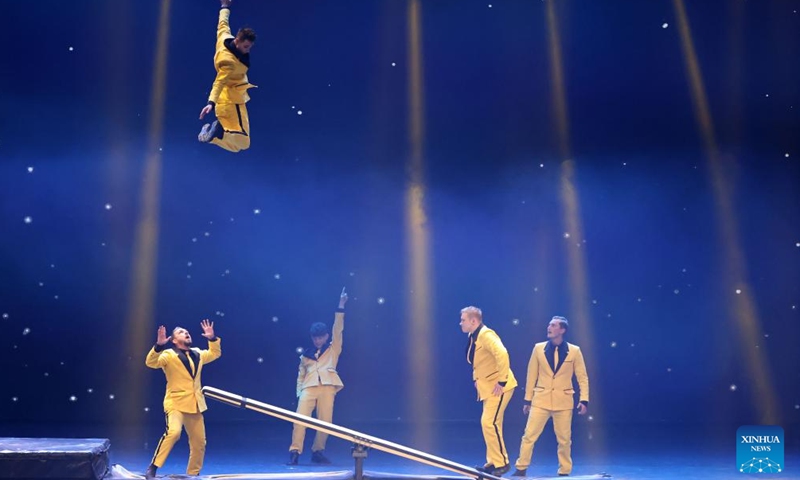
[311,450,331,464]
[511,468,527,477]
[144,464,158,479]
[492,464,510,476]
[558,474,570,477]
[287,450,299,465]
[475,464,493,473]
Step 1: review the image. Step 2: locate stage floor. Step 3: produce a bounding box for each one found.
[1,422,797,480]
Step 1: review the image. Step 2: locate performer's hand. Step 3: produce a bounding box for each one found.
[338,287,348,309]
[199,104,213,119]
[200,319,215,339]
[523,404,531,415]
[156,325,171,346]
[492,382,503,396]
[220,0,232,8]
[577,403,588,415]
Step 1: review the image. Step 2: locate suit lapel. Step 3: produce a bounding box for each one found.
[175,348,199,379]
[189,349,200,378]
[543,342,570,375]
[541,344,555,376]
[554,343,570,375]
[466,325,484,365]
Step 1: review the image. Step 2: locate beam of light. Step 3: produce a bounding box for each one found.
[122,0,171,419]
[545,0,604,451]
[545,0,570,159]
[558,161,604,450]
[673,0,779,424]
[405,0,434,450]
[558,162,591,354]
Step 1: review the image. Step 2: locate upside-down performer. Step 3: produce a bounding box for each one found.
[198,0,257,152]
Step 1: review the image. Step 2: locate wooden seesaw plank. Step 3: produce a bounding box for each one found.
[202,386,505,480]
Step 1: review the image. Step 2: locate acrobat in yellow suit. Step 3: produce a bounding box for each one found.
[515,341,589,476]
[206,7,256,152]
[145,336,221,475]
[290,309,345,455]
[467,324,518,470]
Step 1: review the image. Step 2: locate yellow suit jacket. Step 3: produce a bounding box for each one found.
[208,8,256,105]
[524,341,589,411]
[146,338,221,414]
[297,310,345,397]
[468,325,517,401]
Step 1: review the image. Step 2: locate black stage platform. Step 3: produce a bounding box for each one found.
[0,437,110,479]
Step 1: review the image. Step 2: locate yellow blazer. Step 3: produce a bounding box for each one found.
[145,338,221,414]
[468,325,517,401]
[208,8,256,105]
[297,311,345,397]
[524,341,589,411]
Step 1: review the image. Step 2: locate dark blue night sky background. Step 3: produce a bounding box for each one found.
[1,0,799,473]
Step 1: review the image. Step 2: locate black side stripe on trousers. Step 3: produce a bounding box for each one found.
[150,411,171,466]
[492,392,507,463]
[224,104,249,136]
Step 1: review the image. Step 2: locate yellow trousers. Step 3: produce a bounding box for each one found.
[210,102,251,152]
[481,389,514,468]
[290,385,337,453]
[150,410,206,475]
[515,406,574,475]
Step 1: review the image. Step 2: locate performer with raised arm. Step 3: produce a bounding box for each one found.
[287,289,348,465]
[197,0,257,152]
[144,320,221,479]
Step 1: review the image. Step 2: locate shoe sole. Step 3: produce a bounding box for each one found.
[198,124,212,142]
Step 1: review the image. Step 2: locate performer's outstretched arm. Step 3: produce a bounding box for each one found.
[198,319,222,364]
[200,0,235,119]
[330,288,348,356]
[145,325,171,368]
[217,0,233,40]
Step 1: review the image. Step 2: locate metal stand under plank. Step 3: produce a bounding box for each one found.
[352,443,369,480]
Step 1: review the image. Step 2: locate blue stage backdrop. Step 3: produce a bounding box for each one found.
[0,0,798,457]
